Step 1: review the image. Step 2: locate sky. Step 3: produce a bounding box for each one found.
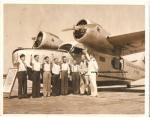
[4,4,145,74]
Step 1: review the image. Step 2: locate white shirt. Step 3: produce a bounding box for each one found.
[71,64,80,72]
[32,60,41,71]
[43,62,51,72]
[52,63,60,75]
[88,58,98,75]
[61,63,69,71]
[80,60,88,74]
[18,61,27,72]
[61,63,70,74]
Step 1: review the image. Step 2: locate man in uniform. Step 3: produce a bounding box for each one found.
[87,55,99,97]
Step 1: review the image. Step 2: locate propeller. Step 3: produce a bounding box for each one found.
[62,23,98,32]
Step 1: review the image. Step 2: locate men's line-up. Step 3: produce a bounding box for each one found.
[15,52,99,99]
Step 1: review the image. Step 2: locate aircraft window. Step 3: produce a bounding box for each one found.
[99,56,105,62]
[111,57,122,70]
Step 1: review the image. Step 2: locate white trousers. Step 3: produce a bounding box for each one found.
[89,73,98,96]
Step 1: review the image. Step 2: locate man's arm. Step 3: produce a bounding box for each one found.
[15,62,20,69]
[30,55,33,66]
[94,60,99,72]
[68,64,71,75]
[82,49,90,61]
[79,62,84,75]
[50,62,53,73]
[13,53,20,68]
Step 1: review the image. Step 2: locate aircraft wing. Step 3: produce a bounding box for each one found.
[108,31,145,56]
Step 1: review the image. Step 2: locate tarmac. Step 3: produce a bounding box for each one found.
[3,79,145,114]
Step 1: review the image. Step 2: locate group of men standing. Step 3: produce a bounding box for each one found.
[16,52,99,99]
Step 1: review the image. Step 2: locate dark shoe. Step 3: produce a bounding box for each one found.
[18,95,23,99]
[31,96,36,98]
[80,94,84,96]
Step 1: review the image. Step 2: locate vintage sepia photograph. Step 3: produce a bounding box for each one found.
[3,4,145,115]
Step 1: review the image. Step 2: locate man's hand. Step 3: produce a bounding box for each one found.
[68,74,72,81]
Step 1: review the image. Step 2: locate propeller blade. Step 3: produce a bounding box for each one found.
[62,23,98,32]
[85,23,98,28]
[62,28,75,31]
[75,23,98,29]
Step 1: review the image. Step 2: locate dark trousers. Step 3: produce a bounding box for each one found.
[17,71,27,97]
[32,71,41,98]
[52,74,60,96]
[72,72,80,94]
[61,71,68,95]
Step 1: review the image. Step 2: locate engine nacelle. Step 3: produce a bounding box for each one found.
[33,31,63,49]
[73,19,114,52]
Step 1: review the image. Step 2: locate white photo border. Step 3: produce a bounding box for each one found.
[0,0,149,117]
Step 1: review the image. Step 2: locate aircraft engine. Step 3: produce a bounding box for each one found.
[73,19,114,52]
[33,31,63,49]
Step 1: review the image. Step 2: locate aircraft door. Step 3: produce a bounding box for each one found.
[111,57,124,70]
